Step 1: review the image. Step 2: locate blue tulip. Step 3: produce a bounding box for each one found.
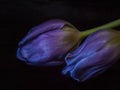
[16,19,82,66]
[62,29,120,82]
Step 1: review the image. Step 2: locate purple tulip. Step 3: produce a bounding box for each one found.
[62,29,120,82]
[16,19,81,66]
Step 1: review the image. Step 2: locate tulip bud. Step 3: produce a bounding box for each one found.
[16,19,81,66]
[62,29,120,82]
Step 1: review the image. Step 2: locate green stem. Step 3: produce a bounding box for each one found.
[80,19,120,38]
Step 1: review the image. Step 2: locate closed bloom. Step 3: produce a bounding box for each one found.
[16,19,81,66]
[62,29,120,82]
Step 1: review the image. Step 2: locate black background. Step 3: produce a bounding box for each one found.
[1,0,120,90]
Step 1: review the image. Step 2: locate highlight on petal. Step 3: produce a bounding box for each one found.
[16,19,81,66]
[62,29,120,82]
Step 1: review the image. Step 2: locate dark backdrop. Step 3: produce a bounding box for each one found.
[0,0,120,90]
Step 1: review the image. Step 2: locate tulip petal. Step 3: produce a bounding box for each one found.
[19,19,70,46]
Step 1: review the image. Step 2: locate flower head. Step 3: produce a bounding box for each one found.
[62,29,120,82]
[16,19,81,66]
